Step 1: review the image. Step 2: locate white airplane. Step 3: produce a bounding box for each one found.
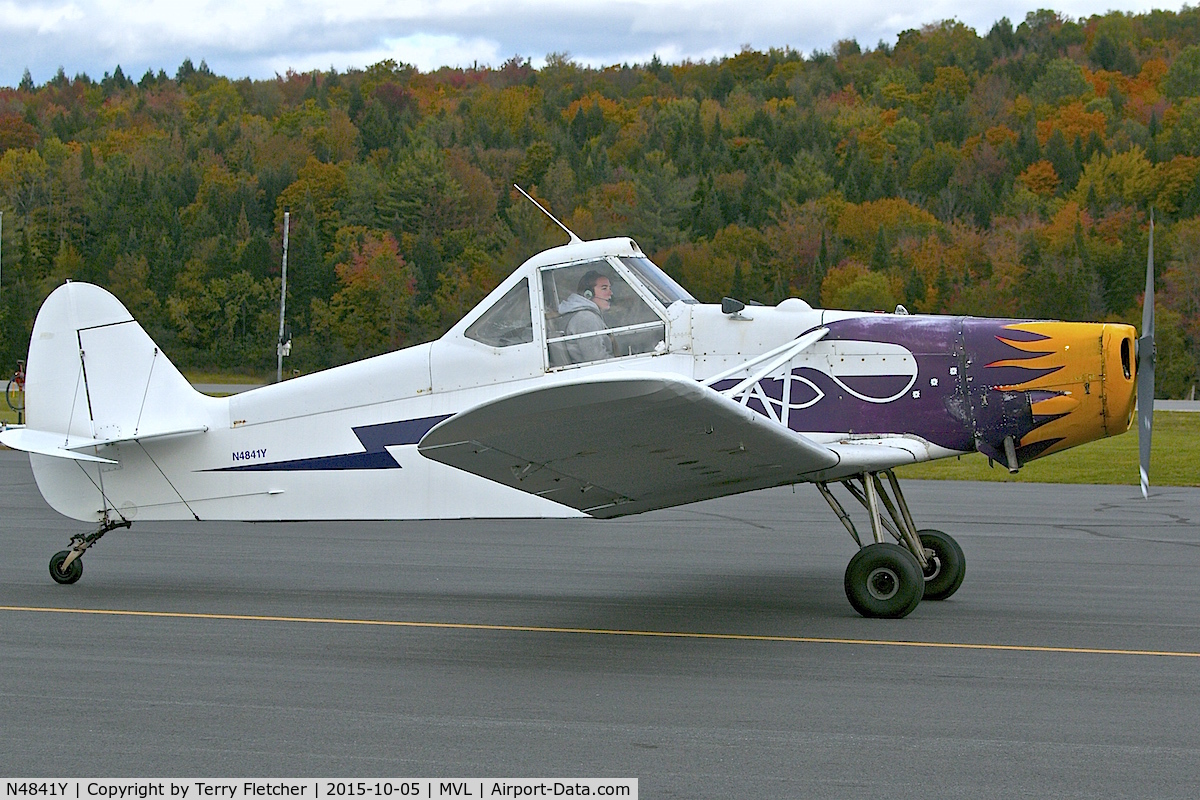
[0,198,1156,618]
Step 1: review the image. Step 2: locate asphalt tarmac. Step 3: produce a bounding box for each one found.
[2,448,1199,797]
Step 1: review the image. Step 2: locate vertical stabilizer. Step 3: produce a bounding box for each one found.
[3,282,218,520]
[24,282,209,443]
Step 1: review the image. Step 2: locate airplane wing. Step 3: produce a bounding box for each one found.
[417,372,840,518]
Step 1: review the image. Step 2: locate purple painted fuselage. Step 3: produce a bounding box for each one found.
[714,313,1138,468]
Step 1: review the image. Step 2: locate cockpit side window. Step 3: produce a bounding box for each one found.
[464,279,533,347]
[542,260,667,368]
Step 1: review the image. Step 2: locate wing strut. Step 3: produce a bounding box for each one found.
[703,327,830,400]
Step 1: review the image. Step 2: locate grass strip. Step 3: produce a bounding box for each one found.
[895,411,1200,486]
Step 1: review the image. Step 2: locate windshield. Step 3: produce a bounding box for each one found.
[619,256,698,307]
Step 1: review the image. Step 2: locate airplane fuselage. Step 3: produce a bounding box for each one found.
[17,236,1137,523]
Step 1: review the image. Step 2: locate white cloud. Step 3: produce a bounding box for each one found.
[251,33,505,76]
[377,33,504,70]
[0,1,84,34]
[0,0,1190,86]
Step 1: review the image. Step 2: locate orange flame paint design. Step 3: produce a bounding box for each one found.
[983,321,1134,461]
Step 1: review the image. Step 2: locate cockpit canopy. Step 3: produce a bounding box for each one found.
[459,238,696,371]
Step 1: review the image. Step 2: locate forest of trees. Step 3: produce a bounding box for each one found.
[2,8,1200,395]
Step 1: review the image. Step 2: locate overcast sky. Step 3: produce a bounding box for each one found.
[0,0,1186,88]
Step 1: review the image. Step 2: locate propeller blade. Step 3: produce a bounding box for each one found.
[1137,210,1155,498]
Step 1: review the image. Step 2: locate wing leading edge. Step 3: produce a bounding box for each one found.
[417,372,840,518]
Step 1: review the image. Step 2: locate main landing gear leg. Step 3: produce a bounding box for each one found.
[49,517,131,585]
[817,470,965,618]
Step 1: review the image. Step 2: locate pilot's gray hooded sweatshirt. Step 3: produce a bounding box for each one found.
[557,293,613,363]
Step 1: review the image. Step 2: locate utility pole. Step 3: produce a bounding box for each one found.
[276,211,290,383]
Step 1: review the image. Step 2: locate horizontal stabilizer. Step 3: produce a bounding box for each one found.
[82,425,209,448]
[0,424,209,464]
[0,427,118,464]
[418,372,839,518]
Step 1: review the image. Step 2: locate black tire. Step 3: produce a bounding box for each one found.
[49,550,82,585]
[844,543,924,618]
[917,529,965,601]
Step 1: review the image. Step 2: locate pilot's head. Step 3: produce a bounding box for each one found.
[578,270,613,312]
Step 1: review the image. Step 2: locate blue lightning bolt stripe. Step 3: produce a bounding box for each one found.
[212,414,452,472]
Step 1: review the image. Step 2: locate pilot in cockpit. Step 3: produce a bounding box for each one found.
[556,270,614,363]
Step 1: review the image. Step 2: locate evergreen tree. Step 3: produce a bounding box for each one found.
[871,226,891,271]
[1045,129,1081,193]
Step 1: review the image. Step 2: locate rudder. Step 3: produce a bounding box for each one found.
[5,282,217,520]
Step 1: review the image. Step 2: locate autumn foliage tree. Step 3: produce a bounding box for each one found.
[312,228,415,361]
[0,6,1199,395]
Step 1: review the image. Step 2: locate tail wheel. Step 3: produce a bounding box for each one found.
[917,529,966,601]
[49,550,82,585]
[844,543,924,619]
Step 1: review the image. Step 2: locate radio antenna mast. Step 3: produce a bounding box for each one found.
[513,185,582,244]
[276,211,291,383]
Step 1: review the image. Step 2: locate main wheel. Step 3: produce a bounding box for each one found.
[844,543,924,618]
[49,550,83,585]
[918,529,965,601]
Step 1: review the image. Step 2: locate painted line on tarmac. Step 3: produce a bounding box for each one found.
[3,604,1199,658]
